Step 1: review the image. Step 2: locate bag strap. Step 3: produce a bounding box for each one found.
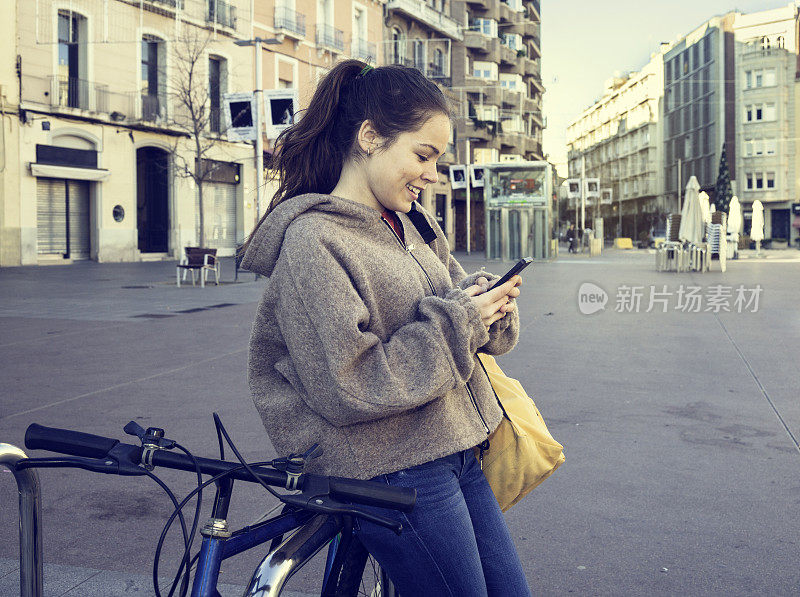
[406,202,437,245]
[475,352,509,420]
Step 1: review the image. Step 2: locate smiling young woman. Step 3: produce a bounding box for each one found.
[240,60,529,596]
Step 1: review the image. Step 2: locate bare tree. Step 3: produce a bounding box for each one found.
[168,27,224,249]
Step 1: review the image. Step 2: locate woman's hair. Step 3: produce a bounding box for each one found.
[241,60,450,253]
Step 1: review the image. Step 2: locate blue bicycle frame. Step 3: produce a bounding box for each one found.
[189,479,344,597]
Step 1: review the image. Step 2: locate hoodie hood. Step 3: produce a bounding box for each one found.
[242,193,391,277]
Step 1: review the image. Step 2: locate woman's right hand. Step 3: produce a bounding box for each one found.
[465,276,522,330]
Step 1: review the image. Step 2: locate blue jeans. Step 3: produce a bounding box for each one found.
[353,449,532,597]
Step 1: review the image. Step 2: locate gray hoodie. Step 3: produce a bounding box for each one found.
[241,193,519,479]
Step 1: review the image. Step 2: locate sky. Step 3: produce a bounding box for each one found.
[541,0,794,176]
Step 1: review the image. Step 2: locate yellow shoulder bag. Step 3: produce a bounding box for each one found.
[475,353,565,512]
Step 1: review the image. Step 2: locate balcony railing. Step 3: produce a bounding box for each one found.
[49,76,108,112]
[148,0,184,9]
[316,24,344,52]
[382,39,451,79]
[140,93,163,122]
[274,6,306,38]
[207,0,237,29]
[386,0,463,41]
[351,39,377,62]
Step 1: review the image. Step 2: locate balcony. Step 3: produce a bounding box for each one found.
[523,57,540,78]
[274,6,306,39]
[386,0,463,41]
[352,38,377,62]
[498,43,517,66]
[464,31,500,54]
[49,76,108,113]
[499,131,524,153]
[527,0,540,18]
[207,0,237,30]
[316,24,344,53]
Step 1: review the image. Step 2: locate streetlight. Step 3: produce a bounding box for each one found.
[234,36,283,220]
[463,136,484,255]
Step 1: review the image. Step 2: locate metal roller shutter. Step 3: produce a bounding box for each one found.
[36,178,91,258]
[37,178,67,255]
[67,180,91,259]
[196,182,237,249]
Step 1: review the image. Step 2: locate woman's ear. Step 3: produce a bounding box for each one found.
[357,120,380,155]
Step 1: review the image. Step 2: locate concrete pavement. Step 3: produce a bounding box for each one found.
[1,246,799,596]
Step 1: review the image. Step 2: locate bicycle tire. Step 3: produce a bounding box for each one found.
[333,535,397,597]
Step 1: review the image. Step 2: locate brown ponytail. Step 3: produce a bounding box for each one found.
[240,59,450,256]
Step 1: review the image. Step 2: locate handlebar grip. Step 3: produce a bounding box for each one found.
[329,476,416,513]
[25,423,120,459]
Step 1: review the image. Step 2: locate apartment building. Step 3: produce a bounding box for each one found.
[663,13,737,209]
[733,5,799,248]
[1,0,261,267]
[253,0,384,105]
[566,44,671,240]
[449,0,544,250]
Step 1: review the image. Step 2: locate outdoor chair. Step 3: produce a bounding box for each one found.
[177,247,220,288]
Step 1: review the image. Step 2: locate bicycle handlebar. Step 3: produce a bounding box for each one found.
[23,423,416,513]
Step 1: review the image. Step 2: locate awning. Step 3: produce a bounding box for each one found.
[29,163,110,181]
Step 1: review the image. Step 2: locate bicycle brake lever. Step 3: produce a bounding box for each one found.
[280,494,403,535]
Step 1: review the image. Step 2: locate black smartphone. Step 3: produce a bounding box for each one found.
[487,257,532,291]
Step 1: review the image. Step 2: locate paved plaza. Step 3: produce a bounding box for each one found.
[1,246,799,596]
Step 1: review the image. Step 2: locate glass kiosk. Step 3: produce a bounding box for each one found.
[483,162,553,261]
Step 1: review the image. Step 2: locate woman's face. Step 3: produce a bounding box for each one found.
[364,112,451,213]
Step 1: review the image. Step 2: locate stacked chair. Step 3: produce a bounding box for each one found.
[656,214,686,272]
[705,212,727,272]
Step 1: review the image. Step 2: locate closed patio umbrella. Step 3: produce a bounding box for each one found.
[699,191,711,224]
[727,195,742,259]
[679,176,704,244]
[751,200,764,244]
[727,196,742,235]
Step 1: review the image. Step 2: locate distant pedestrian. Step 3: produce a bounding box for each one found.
[567,224,576,253]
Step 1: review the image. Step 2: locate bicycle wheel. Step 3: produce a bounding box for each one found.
[332,534,397,597]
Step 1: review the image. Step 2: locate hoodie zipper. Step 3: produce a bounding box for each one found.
[380,217,436,295]
[380,215,490,435]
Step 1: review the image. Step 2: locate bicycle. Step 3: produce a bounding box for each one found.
[15,415,409,597]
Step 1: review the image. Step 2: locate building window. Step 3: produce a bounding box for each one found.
[390,28,405,65]
[703,35,711,63]
[746,173,753,190]
[766,172,775,189]
[57,11,87,109]
[209,56,227,133]
[475,18,497,37]
[473,60,498,80]
[755,173,763,189]
[745,70,752,89]
[745,105,752,122]
[141,35,165,121]
[764,103,776,120]
[413,40,425,71]
[432,48,445,77]
[765,139,777,155]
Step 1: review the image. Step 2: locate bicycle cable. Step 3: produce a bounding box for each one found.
[142,469,192,597]
[150,459,280,597]
[166,442,205,597]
